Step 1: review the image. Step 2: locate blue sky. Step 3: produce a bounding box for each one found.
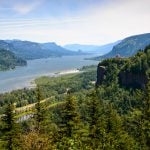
[0,0,150,45]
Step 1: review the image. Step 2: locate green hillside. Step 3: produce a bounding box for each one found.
[0,49,27,71]
[94,33,150,60]
[0,40,83,60]
[0,47,149,149]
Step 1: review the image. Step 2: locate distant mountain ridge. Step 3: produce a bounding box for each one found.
[0,49,27,71]
[94,33,150,60]
[0,40,83,60]
[64,41,120,55]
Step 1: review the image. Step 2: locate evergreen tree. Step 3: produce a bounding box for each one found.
[128,82,150,150]
[141,82,150,149]
[104,103,137,150]
[58,95,82,149]
[34,86,46,132]
[60,95,80,137]
[1,103,20,150]
[104,63,119,86]
[87,91,106,149]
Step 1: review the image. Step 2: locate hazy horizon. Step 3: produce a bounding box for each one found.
[0,0,150,45]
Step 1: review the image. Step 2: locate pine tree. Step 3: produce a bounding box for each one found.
[104,103,137,150]
[142,81,150,149]
[1,103,20,150]
[87,91,106,149]
[32,87,55,149]
[34,86,46,132]
[57,95,82,149]
[60,95,80,138]
[129,82,150,150]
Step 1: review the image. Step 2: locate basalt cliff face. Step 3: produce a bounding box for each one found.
[96,65,148,89]
[119,71,148,89]
[96,66,106,86]
[96,45,150,89]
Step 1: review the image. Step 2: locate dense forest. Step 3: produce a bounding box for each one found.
[0,49,27,71]
[0,46,150,149]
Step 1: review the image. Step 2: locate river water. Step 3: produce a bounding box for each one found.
[0,55,99,93]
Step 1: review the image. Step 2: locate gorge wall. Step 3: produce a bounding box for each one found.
[96,65,148,89]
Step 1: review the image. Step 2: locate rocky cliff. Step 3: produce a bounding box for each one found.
[119,71,148,89]
[96,65,148,89]
[96,66,106,87]
[96,46,150,89]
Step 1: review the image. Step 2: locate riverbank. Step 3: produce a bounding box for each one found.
[30,69,81,88]
[0,69,81,94]
[0,55,98,93]
[54,69,80,75]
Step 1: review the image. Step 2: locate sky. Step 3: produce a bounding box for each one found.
[0,0,150,45]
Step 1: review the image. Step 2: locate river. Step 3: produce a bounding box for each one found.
[0,55,99,93]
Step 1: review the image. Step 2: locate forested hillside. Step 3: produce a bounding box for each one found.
[0,47,149,149]
[0,40,83,60]
[0,49,27,71]
[94,33,150,60]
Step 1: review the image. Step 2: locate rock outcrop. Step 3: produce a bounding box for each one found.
[119,71,148,89]
[96,44,150,89]
[96,66,148,89]
[96,66,106,87]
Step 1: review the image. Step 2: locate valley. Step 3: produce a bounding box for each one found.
[0,55,98,93]
[0,46,150,149]
[0,0,150,149]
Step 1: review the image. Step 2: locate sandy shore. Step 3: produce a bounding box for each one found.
[29,69,80,88]
[54,69,80,75]
[0,69,81,94]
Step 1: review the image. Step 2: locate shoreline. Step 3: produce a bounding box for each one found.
[0,69,80,94]
[54,69,80,75]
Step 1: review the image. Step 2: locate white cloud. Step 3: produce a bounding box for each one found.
[13,0,43,15]
[0,0,150,45]
[76,0,150,43]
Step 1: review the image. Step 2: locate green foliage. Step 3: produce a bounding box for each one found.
[0,49,26,71]
[0,88,37,115]
[123,50,150,74]
[96,33,150,60]
[0,66,97,114]
[0,47,150,150]
[98,46,150,89]
[58,95,81,137]
[19,131,56,150]
[0,104,21,150]
[34,87,46,131]
[79,65,97,71]
[86,91,105,149]
[35,69,96,96]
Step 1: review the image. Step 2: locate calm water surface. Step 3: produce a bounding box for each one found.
[0,55,98,93]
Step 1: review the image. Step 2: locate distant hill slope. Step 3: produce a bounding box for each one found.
[64,41,120,55]
[0,40,15,51]
[94,33,150,60]
[0,40,83,60]
[41,42,80,56]
[0,49,27,71]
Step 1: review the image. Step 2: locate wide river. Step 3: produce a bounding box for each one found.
[0,55,99,93]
